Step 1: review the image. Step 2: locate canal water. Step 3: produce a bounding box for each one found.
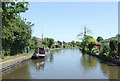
[2,48,120,79]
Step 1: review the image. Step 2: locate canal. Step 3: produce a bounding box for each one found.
[2,48,120,79]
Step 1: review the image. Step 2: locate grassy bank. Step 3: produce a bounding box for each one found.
[0,49,34,66]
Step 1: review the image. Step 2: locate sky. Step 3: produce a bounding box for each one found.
[20,2,118,42]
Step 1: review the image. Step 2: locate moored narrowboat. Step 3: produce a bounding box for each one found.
[31,47,50,59]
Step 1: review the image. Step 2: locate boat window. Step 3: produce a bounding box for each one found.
[39,48,45,54]
[35,47,39,53]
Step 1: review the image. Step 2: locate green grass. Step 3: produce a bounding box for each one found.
[0,49,34,62]
[0,56,30,66]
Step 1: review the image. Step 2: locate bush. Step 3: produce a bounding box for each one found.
[99,43,110,57]
[118,41,120,56]
[51,44,55,49]
[55,45,61,48]
[91,48,99,53]
[109,40,118,51]
[63,45,72,48]
[87,39,98,51]
[63,45,65,48]
[97,36,104,42]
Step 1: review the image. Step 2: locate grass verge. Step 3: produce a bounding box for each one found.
[0,49,34,66]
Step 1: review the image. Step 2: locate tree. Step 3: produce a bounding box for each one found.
[97,36,104,42]
[71,41,75,47]
[42,38,54,48]
[80,35,93,51]
[2,2,34,55]
[48,38,54,48]
[2,2,29,20]
[42,38,48,46]
[32,37,38,46]
[87,39,98,51]
[29,37,38,49]
[77,26,92,40]
[75,41,81,46]
[2,18,33,55]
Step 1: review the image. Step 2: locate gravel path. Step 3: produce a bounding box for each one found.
[0,56,27,65]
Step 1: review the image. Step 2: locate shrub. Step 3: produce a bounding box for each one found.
[96,36,104,42]
[109,40,118,51]
[87,39,98,51]
[91,48,99,53]
[51,44,55,49]
[55,45,61,48]
[99,43,110,57]
[118,41,120,56]
[63,45,72,48]
[63,45,65,48]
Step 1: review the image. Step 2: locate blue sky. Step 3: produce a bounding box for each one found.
[20,2,118,42]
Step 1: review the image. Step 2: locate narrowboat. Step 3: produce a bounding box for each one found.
[31,47,50,59]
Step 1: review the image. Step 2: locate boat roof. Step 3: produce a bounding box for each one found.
[35,47,49,49]
[44,48,50,49]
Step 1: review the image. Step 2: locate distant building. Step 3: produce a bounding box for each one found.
[63,41,67,46]
[67,42,71,45]
[57,41,62,46]
[96,35,120,50]
[101,35,120,43]
[31,36,43,45]
[37,38,42,45]
[54,41,58,45]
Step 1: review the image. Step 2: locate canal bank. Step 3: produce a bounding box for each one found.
[79,48,120,66]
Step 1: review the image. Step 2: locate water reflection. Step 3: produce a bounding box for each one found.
[2,60,32,79]
[80,53,120,80]
[100,60,120,79]
[80,53,98,71]
[50,53,54,63]
[31,58,45,71]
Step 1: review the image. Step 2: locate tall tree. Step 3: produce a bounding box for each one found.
[2,1,34,55]
[97,36,104,42]
[77,25,92,40]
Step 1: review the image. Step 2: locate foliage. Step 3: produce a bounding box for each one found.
[91,48,99,53]
[118,41,120,56]
[63,45,71,48]
[75,41,81,46]
[29,37,38,49]
[2,2,29,20]
[99,43,110,57]
[87,39,98,51]
[42,38,54,48]
[96,36,104,42]
[37,44,46,48]
[78,35,93,52]
[2,17,33,55]
[51,44,55,49]
[2,2,34,56]
[55,45,61,48]
[71,40,75,47]
[109,40,118,51]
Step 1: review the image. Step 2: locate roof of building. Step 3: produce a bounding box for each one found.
[102,35,120,42]
[31,36,42,41]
